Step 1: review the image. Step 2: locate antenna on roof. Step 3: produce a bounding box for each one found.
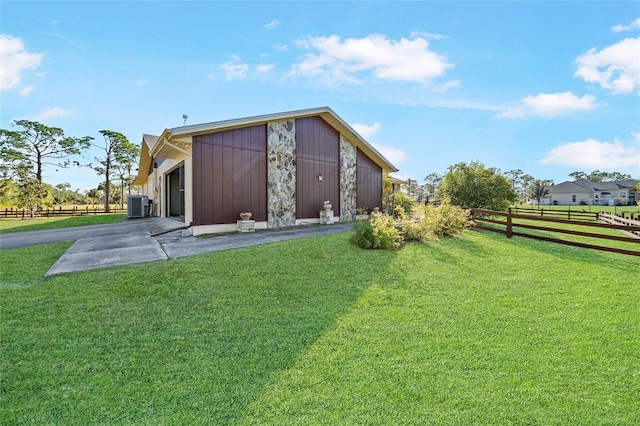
[182,114,188,126]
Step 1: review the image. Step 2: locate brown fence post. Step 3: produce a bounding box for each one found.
[506,212,513,238]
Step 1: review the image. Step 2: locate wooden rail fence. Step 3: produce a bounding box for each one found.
[599,212,640,239]
[509,206,599,221]
[471,208,640,257]
[1,206,127,218]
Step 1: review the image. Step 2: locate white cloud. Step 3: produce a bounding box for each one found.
[18,85,35,97]
[541,138,640,169]
[574,37,640,95]
[350,121,405,164]
[220,60,249,79]
[372,142,407,165]
[351,122,380,139]
[256,63,274,73]
[274,44,288,51]
[409,30,446,40]
[31,107,75,121]
[498,92,598,118]
[611,17,640,32]
[291,33,452,85]
[0,34,44,91]
[433,79,461,93]
[265,19,280,30]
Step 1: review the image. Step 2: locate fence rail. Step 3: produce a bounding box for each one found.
[599,212,640,238]
[470,208,640,257]
[511,206,640,221]
[1,206,127,218]
[509,206,599,221]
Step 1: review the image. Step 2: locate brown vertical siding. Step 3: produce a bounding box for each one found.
[296,116,340,219]
[192,124,267,225]
[357,148,383,212]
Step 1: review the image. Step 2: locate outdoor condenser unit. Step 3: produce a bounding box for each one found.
[127,195,149,218]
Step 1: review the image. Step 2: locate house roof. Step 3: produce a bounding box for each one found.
[134,107,399,185]
[549,178,639,193]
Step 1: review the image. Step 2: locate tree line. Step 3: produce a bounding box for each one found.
[0,120,139,215]
[392,161,636,212]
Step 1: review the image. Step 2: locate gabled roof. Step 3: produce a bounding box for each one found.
[134,107,399,185]
[549,178,639,193]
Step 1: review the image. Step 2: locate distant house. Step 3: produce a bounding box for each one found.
[132,107,398,235]
[543,179,639,206]
[389,176,406,193]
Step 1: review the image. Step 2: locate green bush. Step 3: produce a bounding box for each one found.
[350,213,403,250]
[351,199,472,249]
[400,198,471,242]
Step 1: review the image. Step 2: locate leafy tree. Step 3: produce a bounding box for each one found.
[53,182,73,204]
[86,188,101,207]
[0,120,91,210]
[505,169,523,191]
[0,120,91,183]
[90,130,131,212]
[15,169,53,217]
[403,178,422,200]
[423,172,442,202]
[437,161,517,211]
[569,170,632,182]
[569,171,587,180]
[114,140,139,208]
[527,179,552,207]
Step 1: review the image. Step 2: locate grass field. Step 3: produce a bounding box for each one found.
[0,214,127,233]
[1,230,638,424]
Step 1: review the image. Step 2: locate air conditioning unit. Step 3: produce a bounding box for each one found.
[127,195,149,218]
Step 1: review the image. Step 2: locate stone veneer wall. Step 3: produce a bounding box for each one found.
[267,120,297,228]
[339,136,357,221]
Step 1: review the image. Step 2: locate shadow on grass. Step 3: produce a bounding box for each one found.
[0,233,398,424]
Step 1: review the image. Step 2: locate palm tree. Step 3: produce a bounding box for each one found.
[527,179,551,207]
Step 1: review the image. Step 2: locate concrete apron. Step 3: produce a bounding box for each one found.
[45,234,168,277]
[44,222,351,277]
[44,218,185,277]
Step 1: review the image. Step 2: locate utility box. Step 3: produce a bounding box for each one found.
[127,195,149,218]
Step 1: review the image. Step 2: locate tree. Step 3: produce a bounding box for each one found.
[114,139,139,208]
[569,171,587,180]
[90,130,131,212]
[437,161,517,211]
[527,179,552,207]
[86,188,101,207]
[423,172,442,202]
[0,120,91,210]
[53,182,73,204]
[569,170,632,182]
[0,120,91,183]
[505,169,523,191]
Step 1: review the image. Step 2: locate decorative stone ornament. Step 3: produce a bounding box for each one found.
[239,212,252,221]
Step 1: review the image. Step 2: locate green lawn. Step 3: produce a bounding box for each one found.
[0,214,127,233]
[1,231,638,424]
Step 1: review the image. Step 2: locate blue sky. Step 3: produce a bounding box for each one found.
[2,1,639,192]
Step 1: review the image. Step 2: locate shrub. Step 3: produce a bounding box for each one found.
[400,198,471,242]
[351,199,472,250]
[422,199,472,239]
[350,213,403,250]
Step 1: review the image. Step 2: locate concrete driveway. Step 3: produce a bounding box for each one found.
[0,218,351,277]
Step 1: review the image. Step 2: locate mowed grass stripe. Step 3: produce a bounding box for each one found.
[239,231,639,425]
[1,231,638,424]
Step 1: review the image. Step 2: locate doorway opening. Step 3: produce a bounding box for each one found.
[166,164,185,221]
